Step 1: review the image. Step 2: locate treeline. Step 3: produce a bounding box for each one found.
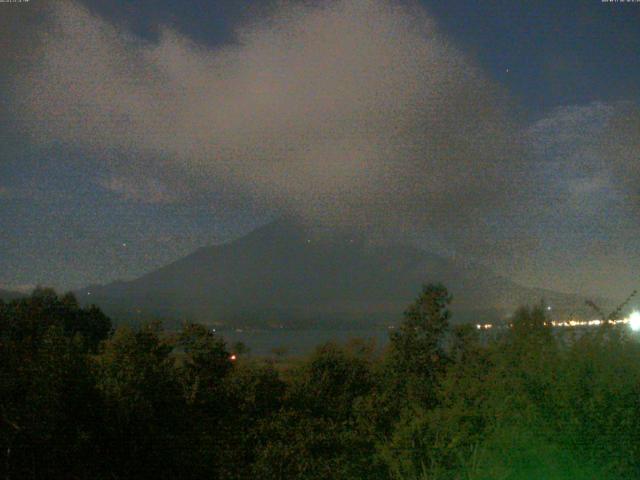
[2,285,640,479]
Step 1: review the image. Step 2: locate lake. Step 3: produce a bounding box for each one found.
[220,327,394,356]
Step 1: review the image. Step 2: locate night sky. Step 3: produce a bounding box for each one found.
[1,0,639,298]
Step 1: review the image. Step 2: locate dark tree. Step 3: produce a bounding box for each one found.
[389,283,452,406]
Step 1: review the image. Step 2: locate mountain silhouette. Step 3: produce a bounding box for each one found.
[77,219,601,328]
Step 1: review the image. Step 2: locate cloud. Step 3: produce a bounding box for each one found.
[525,102,617,215]
[526,101,640,217]
[14,0,527,239]
[600,102,640,206]
[7,0,640,297]
[98,175,176,204]
[515,101,640,296]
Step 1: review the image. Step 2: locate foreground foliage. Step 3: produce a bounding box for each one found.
[1,286,640,479]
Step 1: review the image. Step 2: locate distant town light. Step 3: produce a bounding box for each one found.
[629,311,640,332]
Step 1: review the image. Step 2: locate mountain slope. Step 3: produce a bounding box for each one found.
[78,220,601,327]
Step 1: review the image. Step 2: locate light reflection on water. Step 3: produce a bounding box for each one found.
[220,321,635,357]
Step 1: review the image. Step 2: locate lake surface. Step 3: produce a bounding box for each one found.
[220,323,612,356]
[220,327,393,356]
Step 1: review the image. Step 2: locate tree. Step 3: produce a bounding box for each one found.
[93,323,186,479]
[0,290,114,479]
[176,323,232,404]
[251,341,383,480]
[388,283,452,406]
[172,323,235,478]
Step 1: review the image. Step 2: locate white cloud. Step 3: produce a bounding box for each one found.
[526,101,640,215]
[6,1,640,297]
[16,0,525,235]
[515,101,640,296]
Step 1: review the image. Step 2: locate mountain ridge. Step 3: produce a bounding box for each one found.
[76,219,607,327]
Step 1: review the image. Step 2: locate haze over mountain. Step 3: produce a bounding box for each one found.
[77,219,605,328]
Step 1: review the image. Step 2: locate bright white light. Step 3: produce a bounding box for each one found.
[629,311,640,332]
